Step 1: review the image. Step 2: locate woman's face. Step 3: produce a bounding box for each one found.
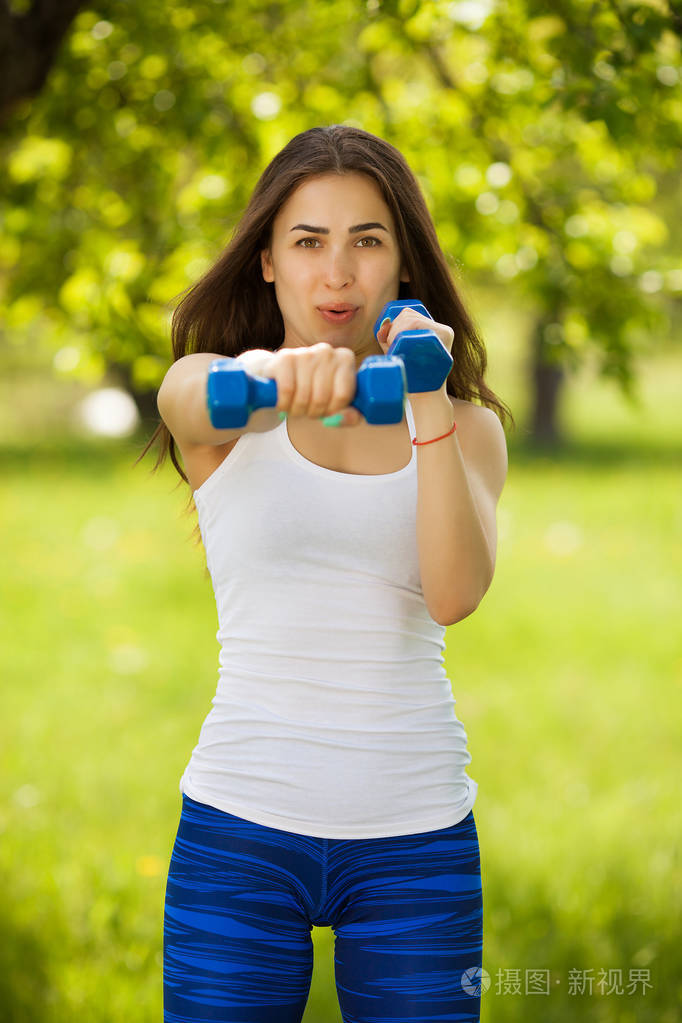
[260,172,410,364]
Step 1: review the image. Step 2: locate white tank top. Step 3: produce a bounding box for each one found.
[179,399,478,838]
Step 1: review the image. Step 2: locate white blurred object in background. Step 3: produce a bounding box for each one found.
[76,387,140,437]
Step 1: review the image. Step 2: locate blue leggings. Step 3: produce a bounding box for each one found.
[164,793,483,1022]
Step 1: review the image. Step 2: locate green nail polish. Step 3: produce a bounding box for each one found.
[321,413,343,427]
[277,412,288,421]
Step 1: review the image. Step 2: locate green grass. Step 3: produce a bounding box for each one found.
[1,345,681,1022]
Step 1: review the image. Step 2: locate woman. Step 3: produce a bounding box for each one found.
[142,124,513,1023]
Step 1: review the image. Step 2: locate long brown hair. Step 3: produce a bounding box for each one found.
[137,124,514,484]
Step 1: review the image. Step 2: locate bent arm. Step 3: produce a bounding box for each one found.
[157,350,282,447]
[410,391,508,626]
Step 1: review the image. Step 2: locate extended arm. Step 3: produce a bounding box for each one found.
[157,350,282,447]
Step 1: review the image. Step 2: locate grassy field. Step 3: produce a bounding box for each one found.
[1,338,681,1022]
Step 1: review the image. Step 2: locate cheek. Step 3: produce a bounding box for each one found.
[368,255,401,283]
[285,259,316,286]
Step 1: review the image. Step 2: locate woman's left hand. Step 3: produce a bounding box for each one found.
[375,307,455,360]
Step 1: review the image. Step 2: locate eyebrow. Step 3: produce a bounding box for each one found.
[289,222,389,234]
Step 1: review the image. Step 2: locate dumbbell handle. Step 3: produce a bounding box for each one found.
[207,354,406,428]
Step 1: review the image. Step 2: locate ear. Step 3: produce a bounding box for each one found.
[261,248,274,283]
[400,264,410,283]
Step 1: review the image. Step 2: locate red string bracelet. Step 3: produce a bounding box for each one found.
[412,419,457,446]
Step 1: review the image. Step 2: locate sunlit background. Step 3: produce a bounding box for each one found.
[1,1,680,1021]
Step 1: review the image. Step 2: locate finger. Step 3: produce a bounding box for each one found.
[274,353,296,413]
[377,317,392,348]
[307,351,340,418]
[328,351,356,416]
[289,351,317,417]
[338,407,363,427]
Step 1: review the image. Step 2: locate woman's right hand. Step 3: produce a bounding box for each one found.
[260,344,363,427]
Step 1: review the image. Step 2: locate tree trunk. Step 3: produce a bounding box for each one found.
[105,360,160,435]
[131,387,162,435]
[0,0,89,124]
[529,316,565,447]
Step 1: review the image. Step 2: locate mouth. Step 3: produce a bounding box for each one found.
[317,305,358,324]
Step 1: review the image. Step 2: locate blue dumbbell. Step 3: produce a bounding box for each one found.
[373,299,453,393]
[207,354,407,429]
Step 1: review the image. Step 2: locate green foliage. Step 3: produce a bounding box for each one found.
[0,0,680,404]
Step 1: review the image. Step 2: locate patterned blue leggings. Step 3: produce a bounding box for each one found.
[163,793,483,1022]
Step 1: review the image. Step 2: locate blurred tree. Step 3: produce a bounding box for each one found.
[0,0,680,442]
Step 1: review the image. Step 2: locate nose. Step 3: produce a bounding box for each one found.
[322,246,355,289]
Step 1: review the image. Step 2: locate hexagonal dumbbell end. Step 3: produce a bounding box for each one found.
[207,357,277,428]
[372,299,433,338]
[373,299,453,393]
[389,328,453,393]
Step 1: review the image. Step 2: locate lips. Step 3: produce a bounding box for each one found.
[318,307,357,324]
[317,304,358,312]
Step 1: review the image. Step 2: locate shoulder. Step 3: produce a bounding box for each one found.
[447,395,508,501]
[448,395,505,434]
